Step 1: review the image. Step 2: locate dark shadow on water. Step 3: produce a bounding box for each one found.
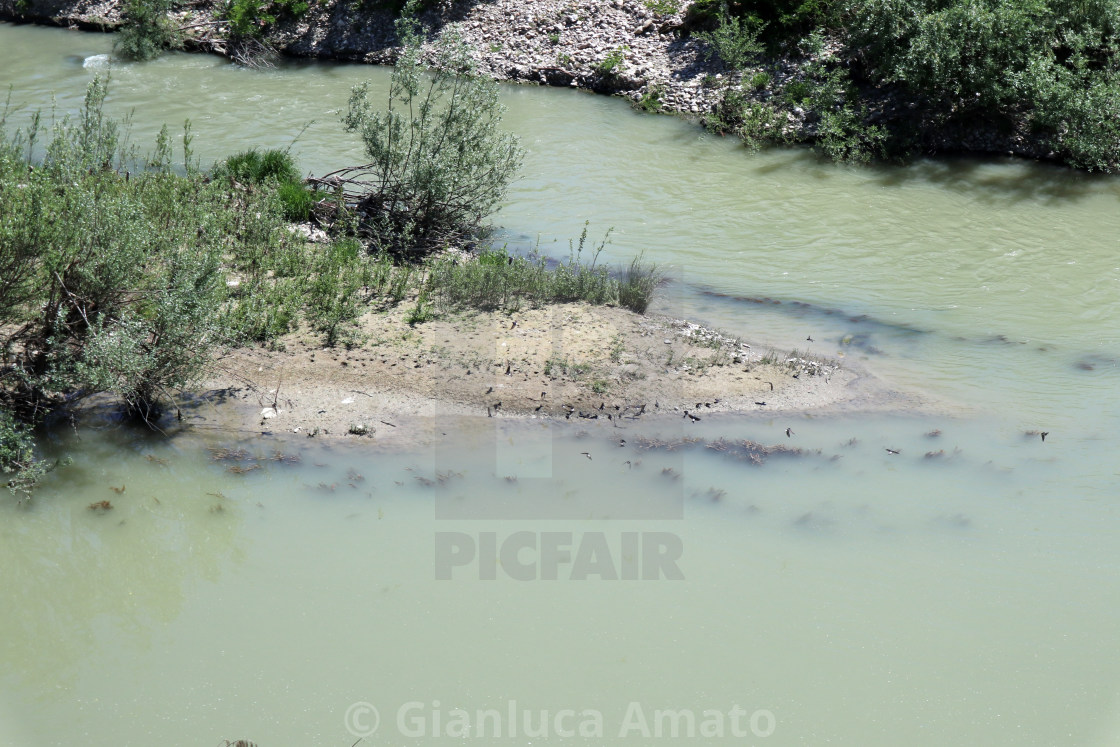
[868,155,1119,206]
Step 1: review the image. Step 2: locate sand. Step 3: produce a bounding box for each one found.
[181,300,907,447]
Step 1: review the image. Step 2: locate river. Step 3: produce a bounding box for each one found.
[2,22,1119,747]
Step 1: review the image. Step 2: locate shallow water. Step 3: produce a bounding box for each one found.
[2,22,1120,747]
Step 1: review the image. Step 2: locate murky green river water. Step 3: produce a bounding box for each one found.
[2,23,1120,746]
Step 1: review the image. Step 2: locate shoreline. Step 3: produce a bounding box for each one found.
[0,0,1061,166]
[172,300,926,449]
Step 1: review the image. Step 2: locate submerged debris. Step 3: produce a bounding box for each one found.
[633,435,812,465]
[227,463,261,475]
[209,447,251,462]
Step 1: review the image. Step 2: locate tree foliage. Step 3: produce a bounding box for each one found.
[0,80,230,424]
[697,0,1120,170]
[337,3,524,253]
[696,6,766,69]
[115,0,182,61]
[850,0,1120,169]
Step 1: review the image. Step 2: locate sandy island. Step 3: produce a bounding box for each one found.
[181,299,912,446]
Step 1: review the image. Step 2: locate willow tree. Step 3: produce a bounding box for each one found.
[331,3,524,253]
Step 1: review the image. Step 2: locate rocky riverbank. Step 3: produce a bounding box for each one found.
[0,0,729,113]
[0,0,1059,163]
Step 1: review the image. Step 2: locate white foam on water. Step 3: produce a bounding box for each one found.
[82,53,111,69]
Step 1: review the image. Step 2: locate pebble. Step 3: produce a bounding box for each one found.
[14,0,1051,161]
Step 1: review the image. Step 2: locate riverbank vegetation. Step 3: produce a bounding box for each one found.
[63,0,1120,170]
[0,22,660,495]
[326,8,524,254]
[695,0,1120,170]
[115,0,182,60]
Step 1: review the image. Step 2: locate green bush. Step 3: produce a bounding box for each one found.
[212,148,301,184]
[704,88,789,150]
[303,238,380,345]
[277,180,325,222]
[340,3,524,253]
[685,0,1120,170]
[212,148,323,222]
[1,81,226,424]
[0,409,51,498]
[737,0,835,38]
[618,254,662,314]
[695,9,764,70]
[0,78,309,453]
[596,46,629,75]
[115,0,182,61]
[644,0,682,14]
[634,83,666,112]
[849,0,1120,170]
[783,80,812,105]
[224,0,311,38]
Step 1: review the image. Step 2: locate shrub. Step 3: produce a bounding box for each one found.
[736,0,836,39]
[704,87,789,150]
[303,238,379,345]
[644,0,681,15]
[0,408,50,498]
[74,243,226,420]
[849,0,1120,170]
[618,254,662,314]
[277,180,325,221]
[338,3,524,253]
[695,9,764,70]
[115,0,182,61]
[225,0,311,38]
[596,46,629,75]
[212,148,301,184]
[783,80,812,105]
[212,148,323,222]
[0,78,301,437]
[634,83,666,112]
